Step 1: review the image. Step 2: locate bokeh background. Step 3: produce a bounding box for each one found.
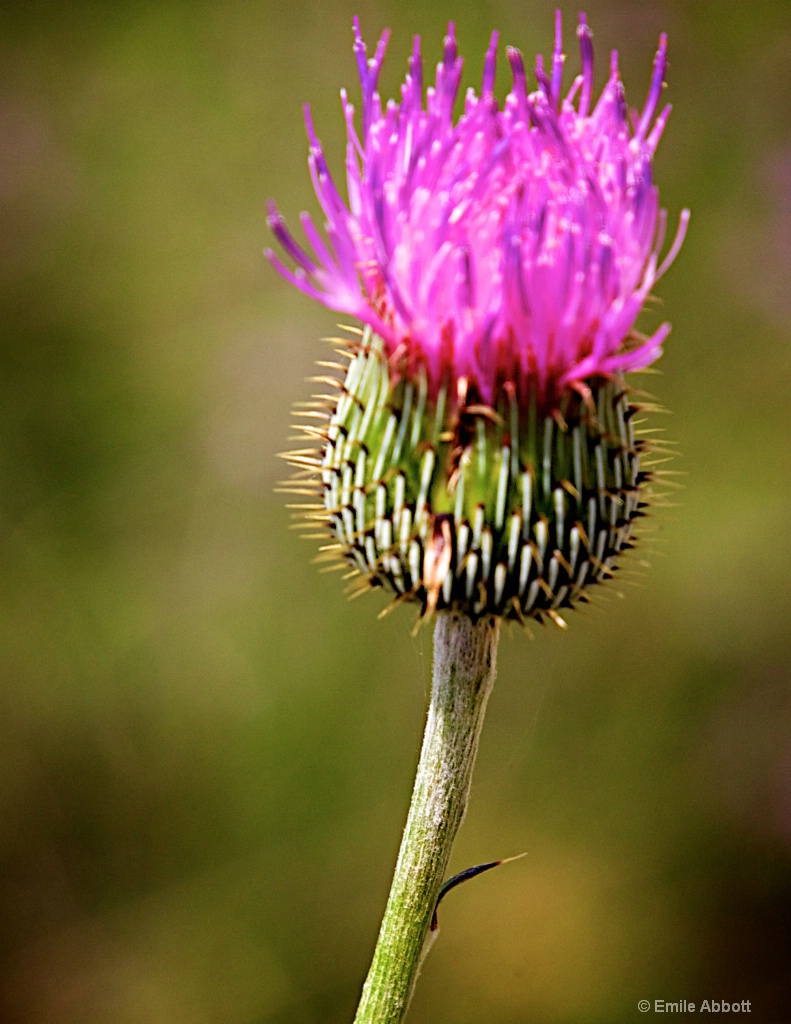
[2,1,790,1021]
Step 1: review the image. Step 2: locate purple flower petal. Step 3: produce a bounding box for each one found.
[268,11,688,411]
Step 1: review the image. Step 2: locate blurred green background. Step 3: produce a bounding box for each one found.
[1,1,790,1021]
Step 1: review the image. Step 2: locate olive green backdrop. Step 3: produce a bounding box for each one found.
[1,1,789,1021]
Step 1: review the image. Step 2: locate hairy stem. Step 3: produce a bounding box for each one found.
[353,612,501,1024]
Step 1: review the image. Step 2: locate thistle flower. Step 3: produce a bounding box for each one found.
[270,12,688,624]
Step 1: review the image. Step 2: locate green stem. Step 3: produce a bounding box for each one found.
[353,612,501,1024]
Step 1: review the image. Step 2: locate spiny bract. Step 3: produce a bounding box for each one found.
[284,329,668,625]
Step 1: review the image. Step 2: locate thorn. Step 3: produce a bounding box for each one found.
[431,852,528,931]
[377,593,411,619]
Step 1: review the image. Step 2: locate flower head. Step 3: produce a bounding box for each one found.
[273,13,688,624]
[268,11,688,411]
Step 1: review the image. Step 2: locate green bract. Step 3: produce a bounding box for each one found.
[287,330,653,625]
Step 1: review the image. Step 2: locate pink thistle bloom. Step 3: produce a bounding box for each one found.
[267,11,689,412]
